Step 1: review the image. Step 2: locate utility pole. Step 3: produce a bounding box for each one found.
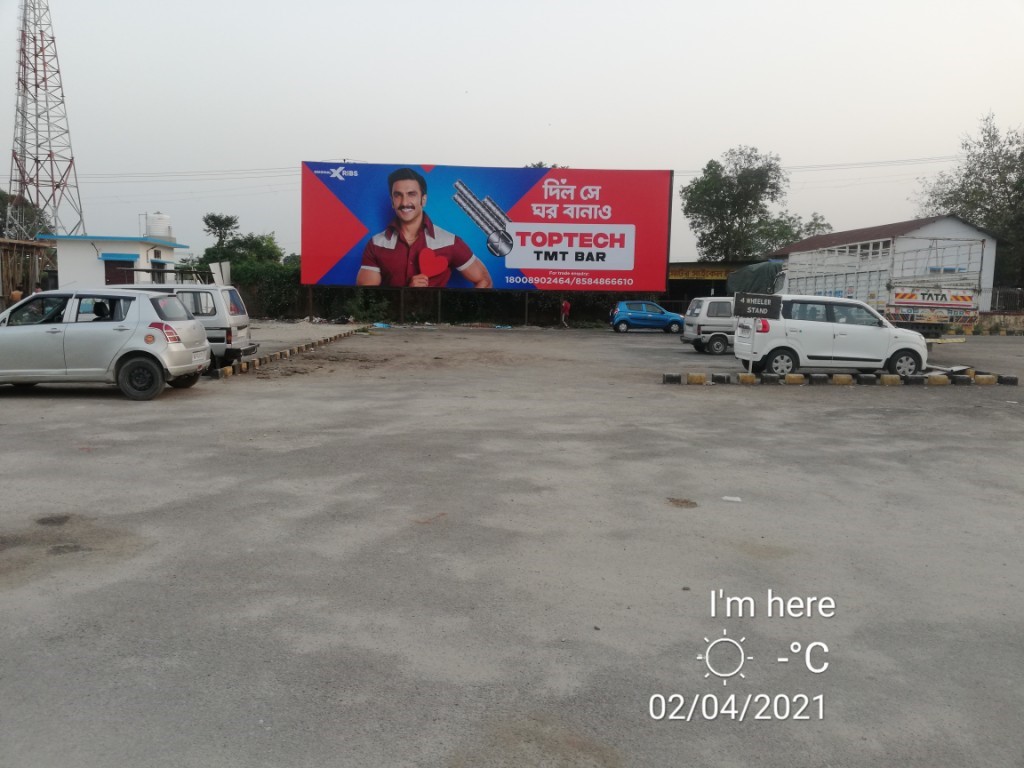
[6,0,86,241]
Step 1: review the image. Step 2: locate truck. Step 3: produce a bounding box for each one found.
[728,238,987,338]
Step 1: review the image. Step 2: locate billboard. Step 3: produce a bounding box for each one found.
[301,162,672,292]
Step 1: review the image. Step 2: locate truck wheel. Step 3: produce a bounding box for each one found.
[887,349,922,376]
[614,321,630,333]
[765,348,798,375]
[117,358,165,401]
[665,321,682,334]
[706,335,728,355]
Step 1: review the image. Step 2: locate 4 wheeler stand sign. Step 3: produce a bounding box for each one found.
[301,162,672,292]
[735,293,782,319]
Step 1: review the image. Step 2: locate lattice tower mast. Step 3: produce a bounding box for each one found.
[6,0,85,240]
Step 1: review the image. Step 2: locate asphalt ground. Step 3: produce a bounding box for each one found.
[1,326,1022,767]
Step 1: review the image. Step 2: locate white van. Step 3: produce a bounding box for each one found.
[681,297,736,354]
[146,285,258,368]
[734,294,928,375]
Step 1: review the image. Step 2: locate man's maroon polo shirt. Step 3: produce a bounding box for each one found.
[359,214,478,287]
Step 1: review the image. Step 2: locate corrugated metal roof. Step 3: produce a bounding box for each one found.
[771,214,976,256]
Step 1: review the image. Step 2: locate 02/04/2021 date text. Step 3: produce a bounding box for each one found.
[648,693,825,722]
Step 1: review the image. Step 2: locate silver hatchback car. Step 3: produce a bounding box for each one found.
[0,288,210,400]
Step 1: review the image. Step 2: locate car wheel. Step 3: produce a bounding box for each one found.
[614,321,630,333]
[168,373,201,389]
[706,335,728,355]
[117,357,165,401]
[692,340,705,353]
[665,321,682,334]
[750,360,766,374]
[765,348,798,375]
[887,349,922,376]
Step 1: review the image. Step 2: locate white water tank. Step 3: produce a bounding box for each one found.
[146,212,173,239]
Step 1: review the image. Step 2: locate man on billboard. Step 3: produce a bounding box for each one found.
[356,168,492,289]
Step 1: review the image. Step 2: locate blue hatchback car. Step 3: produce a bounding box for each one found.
[609,301,684,333]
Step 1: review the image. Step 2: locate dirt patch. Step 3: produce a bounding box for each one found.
[0,514,146,588]
[667,498,699,508]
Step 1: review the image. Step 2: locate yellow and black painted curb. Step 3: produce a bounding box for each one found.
[663,371,1019,387]
[207,326,368,380]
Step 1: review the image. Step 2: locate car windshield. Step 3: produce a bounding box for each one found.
[223,289,247,316]
[151,295,192,321]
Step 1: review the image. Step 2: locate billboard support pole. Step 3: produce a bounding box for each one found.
[524,292,529,326]
[399,288,405,324]
[437,290,442,324]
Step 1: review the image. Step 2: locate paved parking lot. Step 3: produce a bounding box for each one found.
[1,327,1022,767]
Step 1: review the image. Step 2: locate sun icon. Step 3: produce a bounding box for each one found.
[696,629,753,686]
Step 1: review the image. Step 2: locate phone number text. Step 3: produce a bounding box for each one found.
[648,693,824,722]
[503,276,635,287]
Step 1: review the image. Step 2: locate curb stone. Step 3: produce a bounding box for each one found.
[207,327,367,382]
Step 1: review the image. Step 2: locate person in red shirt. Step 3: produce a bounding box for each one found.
[357,168,492,289]
[560,298,571,327]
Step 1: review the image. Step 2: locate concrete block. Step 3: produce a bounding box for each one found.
[879,374,902,386]
[738,373,759,385]
[926,375,950,386]
[951,375,973,386]
[687,372,707,386]
[905,375,927,386]
[662,373,682,385]
[974,374,997,385]
[711,373,731,385]
[807,373,830,385]
[831,374,854,385]
[856,374,878,385]
[997,375,1019,386]
[784,374,805,385]
[760,373,780,384]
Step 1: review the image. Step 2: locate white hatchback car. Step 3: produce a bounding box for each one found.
[0,288,210,400]
[734,295,928,376]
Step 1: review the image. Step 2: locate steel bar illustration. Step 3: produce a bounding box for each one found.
[453,180,514,257]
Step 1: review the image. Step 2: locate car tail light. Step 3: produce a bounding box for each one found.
[755,319,771,333]
[225,327,233,344]
[149,322,181,344]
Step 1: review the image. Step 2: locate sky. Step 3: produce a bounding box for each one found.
[2,0,1023,263]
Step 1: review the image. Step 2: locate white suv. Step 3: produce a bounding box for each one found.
[734,295,928,376]
[682,296,735,354]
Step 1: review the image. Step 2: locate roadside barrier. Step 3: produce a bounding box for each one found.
[208,327,367,380]
[663,370,1018,386]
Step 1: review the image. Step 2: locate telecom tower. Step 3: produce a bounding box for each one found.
[6,0,85,241]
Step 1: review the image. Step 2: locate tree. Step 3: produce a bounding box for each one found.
[918,114,1024,285]
[680,146,830,261]
[0,189,54,239]
[202,213,239,247]
[199,211,286,265]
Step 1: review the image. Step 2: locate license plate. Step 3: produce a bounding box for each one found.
[193,351,208,363]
